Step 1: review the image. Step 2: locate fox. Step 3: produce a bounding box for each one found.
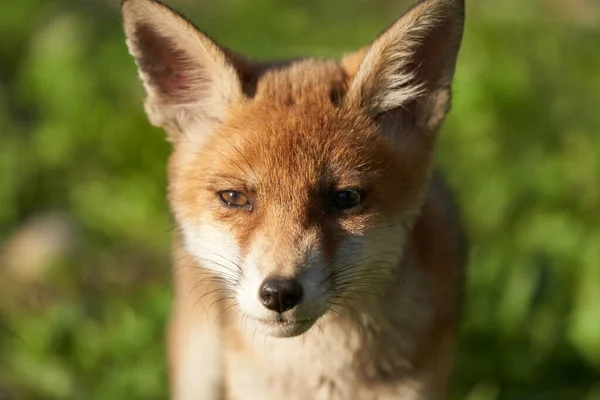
[120,0,468,398]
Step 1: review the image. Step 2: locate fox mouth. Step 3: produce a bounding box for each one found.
[248,316,316,338]
[254,317,313,326]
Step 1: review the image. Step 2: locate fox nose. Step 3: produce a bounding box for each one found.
[259,277,303,313]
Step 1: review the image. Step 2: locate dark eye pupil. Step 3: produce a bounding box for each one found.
[332,190,362,210]
[227,192,239,201]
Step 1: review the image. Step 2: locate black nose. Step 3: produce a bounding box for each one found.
[259,277,303,313]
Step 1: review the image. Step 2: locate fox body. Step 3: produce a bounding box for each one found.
[121,0,467,399]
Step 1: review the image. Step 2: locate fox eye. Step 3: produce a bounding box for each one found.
[331,189,363,210]
[218,190,250,208]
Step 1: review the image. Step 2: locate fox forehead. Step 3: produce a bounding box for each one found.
[251,59,349,107]
[175,59,409,200]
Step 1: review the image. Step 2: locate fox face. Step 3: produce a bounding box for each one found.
[169,72,422,337]
[122,0,464,338]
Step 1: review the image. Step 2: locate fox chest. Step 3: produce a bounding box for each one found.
[222,330,356,399]
[224,354,371,400]
[223,360,424,400]
[221,336,423,400]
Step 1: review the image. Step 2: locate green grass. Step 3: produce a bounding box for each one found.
[1,0,599,398]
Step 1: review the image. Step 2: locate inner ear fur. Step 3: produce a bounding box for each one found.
[121,0,255,139]
[343,0,465,134]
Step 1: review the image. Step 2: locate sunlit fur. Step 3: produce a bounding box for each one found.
[122,0,467,398]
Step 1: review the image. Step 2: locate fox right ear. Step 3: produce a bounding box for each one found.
[344,0,464,135]
[121,0,249,140]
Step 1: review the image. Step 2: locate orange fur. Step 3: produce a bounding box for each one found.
[121,0,467,398]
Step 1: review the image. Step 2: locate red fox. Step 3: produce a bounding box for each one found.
[121,0,467,398]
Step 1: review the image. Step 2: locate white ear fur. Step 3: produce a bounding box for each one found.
[121,0,246,139]
[345,0,464,129]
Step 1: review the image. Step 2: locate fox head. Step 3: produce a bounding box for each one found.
[122,0,464,338]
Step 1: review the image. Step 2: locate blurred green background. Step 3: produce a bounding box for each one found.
[1,0,599,399]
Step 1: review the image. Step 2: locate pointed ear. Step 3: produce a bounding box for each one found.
[121,0,250,140]
[345,0,464,133]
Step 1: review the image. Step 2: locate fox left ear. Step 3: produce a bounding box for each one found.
[121,0,252,141]
[343,0,464,135]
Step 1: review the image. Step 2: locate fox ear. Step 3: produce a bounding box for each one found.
[121,0,249,140]
[344,0,464,133]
